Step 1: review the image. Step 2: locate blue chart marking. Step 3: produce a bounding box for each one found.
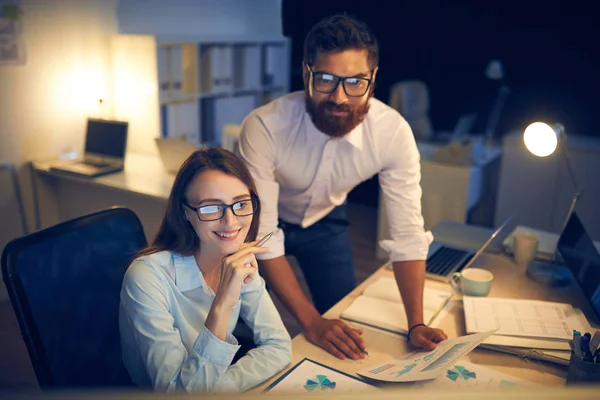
[422,343,468,371]
[446,365,477,381]
[304,375,336,391]
[396,363,417,377]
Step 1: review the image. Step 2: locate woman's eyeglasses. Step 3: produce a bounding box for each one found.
[184,199,256,222]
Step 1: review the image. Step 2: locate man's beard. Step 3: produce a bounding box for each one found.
[305,90,371,138]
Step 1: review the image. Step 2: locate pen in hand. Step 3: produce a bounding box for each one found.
[257,229,278,247]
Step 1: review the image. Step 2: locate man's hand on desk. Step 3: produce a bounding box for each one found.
[408,325,447,351]
[304,316,367,360]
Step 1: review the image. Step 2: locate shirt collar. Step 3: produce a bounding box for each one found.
[304,111,365,150]
[172,254,205,292]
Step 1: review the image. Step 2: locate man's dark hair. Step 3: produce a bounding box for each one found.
[303,13,379,68]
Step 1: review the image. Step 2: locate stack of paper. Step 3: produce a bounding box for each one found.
[463,296,592,365]
[340,277,452,334]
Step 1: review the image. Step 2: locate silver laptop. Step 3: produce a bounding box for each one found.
[155,137,198,174]
[451,113,477,140]
[49,119,128,178]
[426,213,515,282]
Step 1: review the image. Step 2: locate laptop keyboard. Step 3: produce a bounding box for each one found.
[426,246,472,277]
[83,160,111,168]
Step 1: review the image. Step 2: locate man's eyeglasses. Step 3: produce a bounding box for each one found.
[184,199,256,222]
[305,63,373,97]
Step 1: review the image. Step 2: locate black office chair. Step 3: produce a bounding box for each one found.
[1,207,147,389]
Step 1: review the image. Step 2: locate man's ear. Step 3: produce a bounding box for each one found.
[371,66,379,83]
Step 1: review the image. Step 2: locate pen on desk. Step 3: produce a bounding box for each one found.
[257,230,278,247]
[590,330,600,356]
[573,331,582,358]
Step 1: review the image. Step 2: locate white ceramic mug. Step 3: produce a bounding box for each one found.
[514,232,539,267]
[451,268,494,296]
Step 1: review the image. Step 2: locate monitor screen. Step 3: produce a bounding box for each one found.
[84,119,128,158]
[557,212,600,322]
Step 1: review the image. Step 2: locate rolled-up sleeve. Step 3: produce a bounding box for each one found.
[237,114,285,260]
[120,262,241,394]
[221,274,292,391]
[378,121,434,261]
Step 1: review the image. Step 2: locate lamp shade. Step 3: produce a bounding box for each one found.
[523,122,558,157]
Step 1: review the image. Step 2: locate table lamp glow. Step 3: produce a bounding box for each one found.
[522,121,579,286]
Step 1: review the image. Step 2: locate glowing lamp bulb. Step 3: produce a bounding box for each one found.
[523,122,558,157]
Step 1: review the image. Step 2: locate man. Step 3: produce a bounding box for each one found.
[237,13,447,360]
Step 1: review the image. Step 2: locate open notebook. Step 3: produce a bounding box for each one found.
[340,277,452,335]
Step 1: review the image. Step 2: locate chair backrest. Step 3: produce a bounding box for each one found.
[389,80,434,141]
[1,207,147,388]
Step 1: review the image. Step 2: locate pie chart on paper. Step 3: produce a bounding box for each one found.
[446,365,477,381]
[304,375,337,391]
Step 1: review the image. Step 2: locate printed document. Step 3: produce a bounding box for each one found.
[463,296,588,340]
[356,331,495,382]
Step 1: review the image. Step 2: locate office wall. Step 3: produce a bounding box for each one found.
[117,0,282,36]
[0,0,283,302]
[0,0,119,302]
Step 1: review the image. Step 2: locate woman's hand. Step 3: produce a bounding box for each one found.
[213,241,269,311]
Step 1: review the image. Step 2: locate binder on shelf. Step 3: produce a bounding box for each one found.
[200,45,233,94]
[219,45,233,92]
[263,44,286,88]
[169,46,183,98]
[233,45,261,91]
[181,44,198,96]
[161,101,200,143]
[156,47,170,101]
[201,95,256,146]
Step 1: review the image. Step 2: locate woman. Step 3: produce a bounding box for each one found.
[119,147,292,393]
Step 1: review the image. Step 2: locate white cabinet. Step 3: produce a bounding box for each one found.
[376,143,501,260]
[495,132,600,241]
[111,34,290,151]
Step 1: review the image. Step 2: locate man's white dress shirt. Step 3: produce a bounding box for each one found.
[237,91,433,262]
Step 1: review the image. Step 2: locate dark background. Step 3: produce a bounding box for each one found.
[282,0,599,206]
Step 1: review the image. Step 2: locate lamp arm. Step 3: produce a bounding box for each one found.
[558,131,581,232]
[484,83,511,140]
[559,131,580,195]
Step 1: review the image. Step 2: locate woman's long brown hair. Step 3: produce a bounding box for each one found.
[136,147,261,258]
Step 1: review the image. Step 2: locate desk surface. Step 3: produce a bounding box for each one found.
[257,249,597,392]
[33,153,174,201]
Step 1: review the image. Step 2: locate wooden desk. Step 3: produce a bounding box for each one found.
[32,153,172,239]
[257,247,598,391]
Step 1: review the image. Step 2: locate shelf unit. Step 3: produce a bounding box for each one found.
[157,36,290,145]
[111,34,290,152]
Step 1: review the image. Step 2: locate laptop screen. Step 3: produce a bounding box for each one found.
[84,119,128,158]
[557,212,600,322]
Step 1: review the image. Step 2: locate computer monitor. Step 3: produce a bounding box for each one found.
[557,212,600,322]
[84,119,128,159]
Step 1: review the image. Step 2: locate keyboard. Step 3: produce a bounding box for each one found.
[426,246,472,277]
[83,160,112,168]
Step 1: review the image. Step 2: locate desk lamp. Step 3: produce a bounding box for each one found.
[523,121,579,286]
[484,60,511,145]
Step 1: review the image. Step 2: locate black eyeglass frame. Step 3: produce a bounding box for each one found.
[304,62,374,97]
[183,198,257,222]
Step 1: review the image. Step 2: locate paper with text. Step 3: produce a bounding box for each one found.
[463,297,588,340]
[356,331,495,382]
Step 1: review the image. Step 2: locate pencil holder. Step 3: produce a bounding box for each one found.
[566,352,600,385]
